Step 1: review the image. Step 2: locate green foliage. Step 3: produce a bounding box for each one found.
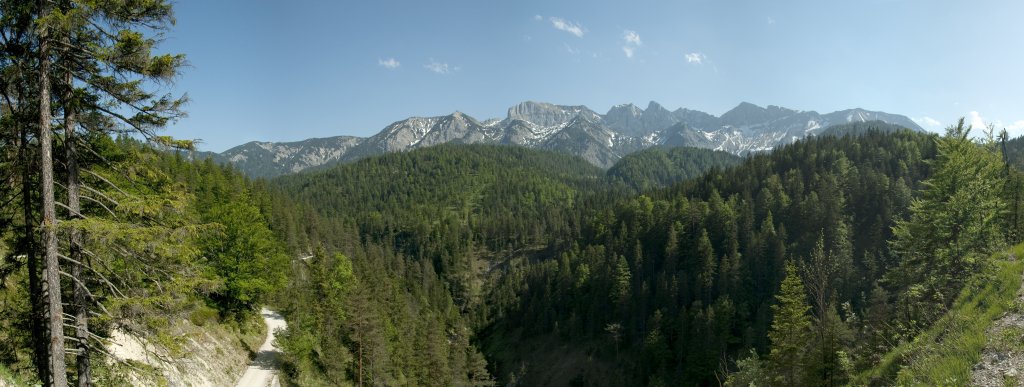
[199,197,289,314]
[188,306,219,327]
[237,125,1017,385]
[607,146,741,191]
[853,244,1024,385]
[271,145,607,385]
[277,252,359,385]
[768,263,812,385]
[0,132,293,381]
[889,119,1008,322]
[61,138,214,332]
[474,129,936,384]
[0,124,992,386]
[725,349,770,387]
[816,120,919,138]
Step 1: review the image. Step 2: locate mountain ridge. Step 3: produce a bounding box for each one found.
[201,101,924,178]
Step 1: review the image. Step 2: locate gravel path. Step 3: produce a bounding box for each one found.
[236,308,287,387]
[972,256,1024,387]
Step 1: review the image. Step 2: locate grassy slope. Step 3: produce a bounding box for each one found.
[853,243,1024,386]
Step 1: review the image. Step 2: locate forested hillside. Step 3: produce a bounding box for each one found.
[480,128,939,385]
[267,124,1023,386]
[267,145,608,385]
[262,141,752,385]
[607,146,741,191]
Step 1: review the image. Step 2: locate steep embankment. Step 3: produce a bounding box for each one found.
[105,313,266,386]
[854,244,1024,385]
[972,244,1024,386]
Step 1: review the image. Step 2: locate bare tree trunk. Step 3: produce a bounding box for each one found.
[21,122,50,386]
[37,1,68,384]
[64,67,89,386]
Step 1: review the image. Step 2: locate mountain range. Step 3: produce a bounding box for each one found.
[197,101,923,178]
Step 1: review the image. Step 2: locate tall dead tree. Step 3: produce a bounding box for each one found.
[63,63,88,386]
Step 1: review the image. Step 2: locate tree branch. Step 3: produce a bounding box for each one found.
[58,270,114,317]
[59,252,127,299]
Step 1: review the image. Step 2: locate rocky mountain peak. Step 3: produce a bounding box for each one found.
[645,101,668,113]
[604,103,644,134]
[607,103,642,116]
[720,102,800,127]
[641,101,678,134]
[720,102,769,126]
[506,101,599,127]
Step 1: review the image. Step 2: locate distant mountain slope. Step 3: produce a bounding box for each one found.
[816,120,919,138]
[272,143,607,253]
[197,101,924,177]
[607,146,742,191]
[204,136,361,179]
[1006,135,1024,171]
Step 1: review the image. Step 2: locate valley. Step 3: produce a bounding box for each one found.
[0,1,1021,386]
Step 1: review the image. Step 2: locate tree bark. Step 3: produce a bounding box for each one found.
[21,120,50,386]
[37,0,68,384]
[64,67,89,386]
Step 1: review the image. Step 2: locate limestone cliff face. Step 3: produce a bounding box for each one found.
[506,101,601,128]
[105,317,263,387]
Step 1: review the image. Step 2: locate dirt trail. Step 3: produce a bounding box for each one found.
[236,308,287,387]
[972,255,1024,386]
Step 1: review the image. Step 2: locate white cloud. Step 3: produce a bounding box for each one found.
[563,43,580,55]
[623,30,642,46]
[549,17,584,38]
[1005,120,1024,132]
[969,111,987,130]
[969,111,1024,137]
[912,116,942,128]
[621,30,641,58]
[425,59,459,74]
[685,52,706,64]
[533,14,543,21]
[378,58,400,69]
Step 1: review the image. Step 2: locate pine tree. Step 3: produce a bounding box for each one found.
[35,0,68,384]
[611,254,631,307]
[768,262,812,385]
[696,229,716,300]
[889,118,1007,319]
[49,2,185,383]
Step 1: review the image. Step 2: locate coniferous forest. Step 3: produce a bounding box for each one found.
[2,1,1024,386]
[265,124,1024,385]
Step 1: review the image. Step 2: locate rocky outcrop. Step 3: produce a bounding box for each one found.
[506,101,601,128]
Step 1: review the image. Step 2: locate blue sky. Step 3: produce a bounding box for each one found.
[159,0,1024,152]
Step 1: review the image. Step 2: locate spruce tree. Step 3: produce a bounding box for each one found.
[889,118,1007,319]
[768,262,812,385]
